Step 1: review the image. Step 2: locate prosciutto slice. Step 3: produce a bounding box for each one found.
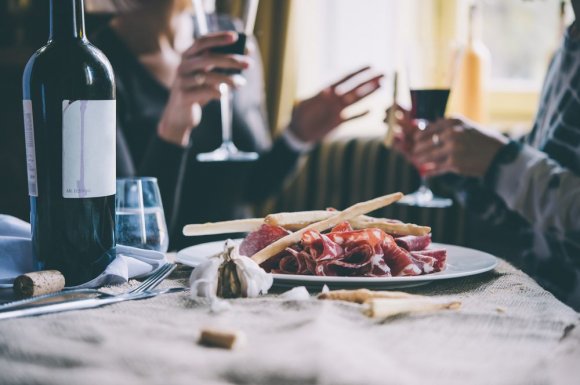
[411,249,447,273]
[275,248,315,275]
[395,234,432,251]
[381,235,421,276]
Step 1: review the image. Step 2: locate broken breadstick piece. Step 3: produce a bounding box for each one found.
[363,298,461,318]
[251,192,404,265]
[198,328,245,350]
[13,270,65,297]
[318,289,417,304]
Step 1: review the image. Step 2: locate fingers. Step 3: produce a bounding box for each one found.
[412,141,451,166]
[329,65,372,90]
[183,31,238,57]
[180,72,246,90]
[182,85,222,105]
[422,157,457,178]
[178,53,251,75]
[342,110,370,123]
[339,74,384,106]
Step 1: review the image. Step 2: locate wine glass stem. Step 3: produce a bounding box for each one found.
[220,83,233,145]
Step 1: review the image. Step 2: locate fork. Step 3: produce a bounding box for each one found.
[0,263,176,312]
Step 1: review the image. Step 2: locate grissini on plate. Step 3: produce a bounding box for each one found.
[182,199,430,238]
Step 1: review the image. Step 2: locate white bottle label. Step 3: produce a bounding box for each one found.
[62,100,116,198]
[23,100,38,197]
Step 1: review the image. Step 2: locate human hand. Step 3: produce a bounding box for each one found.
[288,66,383,143]
[157,32,251,147]
[411,117,509,178]
[385,103,418,160]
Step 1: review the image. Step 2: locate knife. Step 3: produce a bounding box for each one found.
[0,287,186,320]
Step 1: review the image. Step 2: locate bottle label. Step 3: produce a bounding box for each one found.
[23,100,38,197]
[62,100,116,198]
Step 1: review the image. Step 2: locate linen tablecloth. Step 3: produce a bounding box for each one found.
[0,259,578,385]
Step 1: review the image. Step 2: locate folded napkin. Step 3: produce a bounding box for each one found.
[0,215,167,289]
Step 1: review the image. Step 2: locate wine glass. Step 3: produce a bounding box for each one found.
[115,177,169,252]
[193,0,260,162]
[397,43,459,208]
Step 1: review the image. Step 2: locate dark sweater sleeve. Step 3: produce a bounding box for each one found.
[244,135,303,203]
[115,87,189,231]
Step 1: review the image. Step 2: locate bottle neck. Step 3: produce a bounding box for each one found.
[468,5,481,44]
[49,0,86,41]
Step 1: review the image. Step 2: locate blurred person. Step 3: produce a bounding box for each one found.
[92,0,382,249]
[392,0,580,309]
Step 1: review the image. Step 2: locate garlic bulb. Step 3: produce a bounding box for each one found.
[190,240,273,299]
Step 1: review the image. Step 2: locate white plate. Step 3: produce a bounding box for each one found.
[176,239,498,289]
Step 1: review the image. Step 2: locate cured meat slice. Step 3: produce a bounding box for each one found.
[276,248,315,275]
[326,228,385,248]
[395,234,432,251]
[331,222,353,233]
[239,224,290,257]
[411,249,447,272]
[381,235,421,276]
[301,231,343,262]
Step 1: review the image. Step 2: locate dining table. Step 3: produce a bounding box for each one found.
[0,257,578,385]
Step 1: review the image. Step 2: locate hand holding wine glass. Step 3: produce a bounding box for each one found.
[157,31,251,147]
[411,116,509,178]
[393,43,459,208]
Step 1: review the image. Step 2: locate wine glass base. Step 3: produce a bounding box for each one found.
[397,189,453,208]
[196,143,259,163]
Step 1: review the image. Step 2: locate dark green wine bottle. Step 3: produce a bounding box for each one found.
[22,0,116,286]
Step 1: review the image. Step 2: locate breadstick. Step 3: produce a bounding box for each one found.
[349,217,431,236]
[265,210,332,231]
[266,211,431,236]
[183,218,264,237]
[318,289,417,304]
[13,270,65,297]
[363,298,461,318]
[250,192,404,265]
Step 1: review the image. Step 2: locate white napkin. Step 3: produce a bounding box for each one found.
[0,214,167,289]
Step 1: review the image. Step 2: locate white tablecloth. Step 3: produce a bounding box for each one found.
[0,260,578,385]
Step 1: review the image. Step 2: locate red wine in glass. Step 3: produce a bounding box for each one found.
[397,88,453,208]
[410,89,450,121]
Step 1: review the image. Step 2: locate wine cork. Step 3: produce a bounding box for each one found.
[13,270,65,297]
[198,328,245,350]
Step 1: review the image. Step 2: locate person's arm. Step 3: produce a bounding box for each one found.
[486,141,580,234]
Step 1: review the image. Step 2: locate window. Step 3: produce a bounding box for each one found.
[294,0,417,138]
[294,0,574,137]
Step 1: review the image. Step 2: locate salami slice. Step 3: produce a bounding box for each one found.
[239,224,290,257]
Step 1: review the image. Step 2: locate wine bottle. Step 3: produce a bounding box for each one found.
[449,4,490,123]
[22,0,116,286]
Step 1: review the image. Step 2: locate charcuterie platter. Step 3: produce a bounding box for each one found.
[179,193,497,290]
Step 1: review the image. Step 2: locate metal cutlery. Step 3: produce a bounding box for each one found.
[0,263,176,312]
[0,286,187,320]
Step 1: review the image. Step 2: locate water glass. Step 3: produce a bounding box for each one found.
[115,177,169,252]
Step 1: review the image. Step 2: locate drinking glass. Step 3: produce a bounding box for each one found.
[115,177,169,252]
[193,0,260,162]
[397,43,459,208]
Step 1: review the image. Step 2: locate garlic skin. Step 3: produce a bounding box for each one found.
[189,253,223,298]
[230,246,273,297]
[189,240,273,299]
